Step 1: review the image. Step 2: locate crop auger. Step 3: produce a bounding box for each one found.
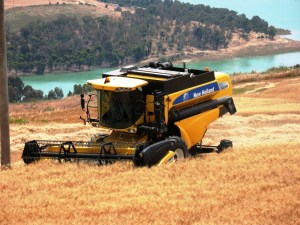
[22,61,236,166]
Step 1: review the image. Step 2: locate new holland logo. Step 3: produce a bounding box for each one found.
[193,86,215,98]
[173,82,220,105]
[183,92,190,101]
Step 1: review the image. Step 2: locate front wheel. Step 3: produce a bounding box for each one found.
[159,136,188,165]
[134,136,188,167]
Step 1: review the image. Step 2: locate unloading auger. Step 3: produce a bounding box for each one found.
[22,61,236,166]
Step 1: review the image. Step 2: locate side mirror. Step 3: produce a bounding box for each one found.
[80,93,85,110]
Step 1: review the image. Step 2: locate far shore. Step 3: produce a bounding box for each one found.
[179,36,300,63]
[182,39,300,63]
[143,33,300,65]
[8,34,300,77]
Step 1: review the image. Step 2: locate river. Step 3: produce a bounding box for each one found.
[22,0,300,96]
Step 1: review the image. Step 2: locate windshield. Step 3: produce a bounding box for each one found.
[99,89,144,129]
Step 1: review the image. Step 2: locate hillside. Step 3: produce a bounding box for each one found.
[1,69,299,224]
[4,0,118,11]
[6,0,300,76]
[5,1,122,32]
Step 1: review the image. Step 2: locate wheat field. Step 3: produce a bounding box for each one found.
[1,72,300,224]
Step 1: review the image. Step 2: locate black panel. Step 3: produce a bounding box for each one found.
[169,96,233,122]
[102,65,216,95]
[163,71,215,94]
[137,70,215,94]
[219,106,228,117]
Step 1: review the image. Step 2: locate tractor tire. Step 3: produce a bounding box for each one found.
[134,136,188,167]
[167,136,188,163]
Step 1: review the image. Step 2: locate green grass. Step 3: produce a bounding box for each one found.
[233,83,260,94]
[253,87,268,93]
[10,117,28,124]
[233,87,253,95]
[38,119,49,123]
[233,84,271,94]
[44,106,55,112]
[263,65,300,74]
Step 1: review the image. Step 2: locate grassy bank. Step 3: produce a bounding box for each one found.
[231,65,300,84]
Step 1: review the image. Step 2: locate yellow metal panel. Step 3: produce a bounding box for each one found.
[87,77,148,91]
[175,108,220,149]
[213,72,233,99]
[127,74,167,81]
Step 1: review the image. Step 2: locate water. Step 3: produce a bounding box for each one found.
[23,51,300,95]
[183,51,300,74]
[182,0,300,40]
[22,68,111,96]
[22,0,300,95]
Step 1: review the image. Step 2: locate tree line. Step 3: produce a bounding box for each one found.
[8,76,92,103]
[102,0,276,36]
[6,0,277,75]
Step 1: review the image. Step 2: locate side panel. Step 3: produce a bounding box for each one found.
[166,72,233,148]
[165,72,233,113]
[164,80,219,125]
[213,72,233,100]
[175,108,220,149]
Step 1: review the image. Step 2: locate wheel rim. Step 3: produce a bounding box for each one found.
[174,148,184,160]
[168,148,184,163]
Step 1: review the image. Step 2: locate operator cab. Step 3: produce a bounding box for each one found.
[99,89,144,129]
[85,76,148,130]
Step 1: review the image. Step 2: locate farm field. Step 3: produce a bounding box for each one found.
[1,71,300,224]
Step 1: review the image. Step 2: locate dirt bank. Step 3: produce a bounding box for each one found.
[171,32,300,63]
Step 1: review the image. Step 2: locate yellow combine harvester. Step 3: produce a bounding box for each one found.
[22,61,236,166]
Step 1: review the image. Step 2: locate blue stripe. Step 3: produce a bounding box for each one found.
[173,82,219,105]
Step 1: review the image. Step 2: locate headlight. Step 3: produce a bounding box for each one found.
[128,128,137,133]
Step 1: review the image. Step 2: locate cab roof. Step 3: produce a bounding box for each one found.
[87,76,148,92]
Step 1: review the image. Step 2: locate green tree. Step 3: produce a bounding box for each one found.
[132,45,145,61]
[8,77,24,102]
[36,62,46,74]
[251,16,269,33]
[48,87,64,99]
[55,87,64,99]
[73,84,93,94]
[73,84,83,94]
[22,85,44,102]
[268,26,277,39]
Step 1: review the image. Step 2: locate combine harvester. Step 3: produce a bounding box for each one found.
[22,62,236,166]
